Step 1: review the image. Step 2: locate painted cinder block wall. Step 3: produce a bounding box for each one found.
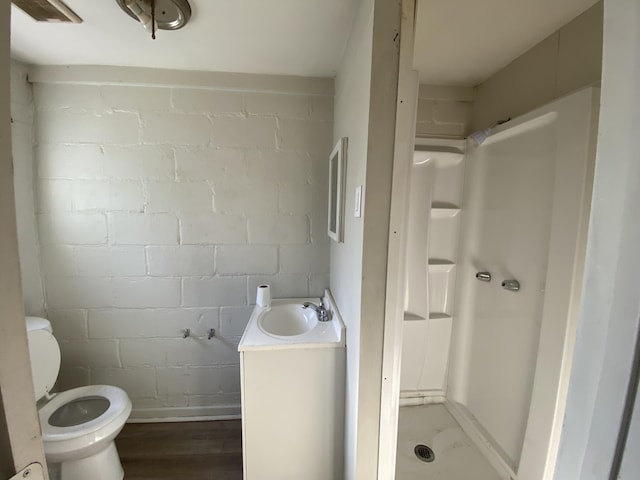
[415,85,475,138]
[30,70,333,418]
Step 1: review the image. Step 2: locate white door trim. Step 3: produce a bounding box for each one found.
[377,0,417,477]
[0,2,48,478]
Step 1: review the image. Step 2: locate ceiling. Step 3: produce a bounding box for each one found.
[414,0,600,86]
[11,0,600,84]
[10,0,359,77]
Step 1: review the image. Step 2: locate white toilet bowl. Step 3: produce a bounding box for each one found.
[26,317,132,480]
[40,385,132,479]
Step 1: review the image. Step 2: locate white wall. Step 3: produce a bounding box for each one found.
[10,60,45,317]
[331,0,401,478]
[331,1,373,474]
[415,85,475,138]
[30,69,333,418]
[555,0,640,477]
[472,1,603,132]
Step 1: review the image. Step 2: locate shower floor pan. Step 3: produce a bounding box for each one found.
[396,404,503,480]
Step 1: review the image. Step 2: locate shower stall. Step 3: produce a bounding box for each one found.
[394,87,600,479]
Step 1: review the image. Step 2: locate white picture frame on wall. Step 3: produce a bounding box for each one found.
[328,137,347,242]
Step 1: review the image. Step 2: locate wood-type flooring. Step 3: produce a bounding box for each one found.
[116,420,243,480]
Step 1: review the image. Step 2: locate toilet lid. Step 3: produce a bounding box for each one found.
[27,329,61,400]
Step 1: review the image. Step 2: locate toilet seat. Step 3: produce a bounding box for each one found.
[39,385,130,443]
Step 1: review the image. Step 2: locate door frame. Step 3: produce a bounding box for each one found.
[376,0,417,477]
[0,2,48,479]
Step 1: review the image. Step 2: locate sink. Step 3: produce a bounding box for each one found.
[238,294,345,350]
[258,304,318,337]
[238,292,345,480]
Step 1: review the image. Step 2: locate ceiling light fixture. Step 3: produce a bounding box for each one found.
[116,0,191,39]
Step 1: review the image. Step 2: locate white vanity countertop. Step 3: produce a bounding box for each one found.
[238,290,345,352]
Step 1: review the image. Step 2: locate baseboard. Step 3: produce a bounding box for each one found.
[128,404,241,423]
[445,400,515,480]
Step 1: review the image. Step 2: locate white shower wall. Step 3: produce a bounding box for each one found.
[448,88,599,478]
[400,139,465,399]
[399,83,473,401]
[24,67,333,419]
[398,87,598,479]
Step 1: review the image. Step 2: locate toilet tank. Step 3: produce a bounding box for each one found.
[25,317,61,400]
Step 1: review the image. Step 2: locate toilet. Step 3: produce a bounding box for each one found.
[26,316,132,480]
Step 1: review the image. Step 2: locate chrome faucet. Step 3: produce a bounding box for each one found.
[302,300,331,322]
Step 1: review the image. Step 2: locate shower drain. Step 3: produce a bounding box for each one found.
[414,444,435,463]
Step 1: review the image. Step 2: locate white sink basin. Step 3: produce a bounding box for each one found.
[258,304,318,337]
[238,295,345,351]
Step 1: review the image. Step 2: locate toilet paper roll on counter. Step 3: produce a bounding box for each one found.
[256,284,271,307]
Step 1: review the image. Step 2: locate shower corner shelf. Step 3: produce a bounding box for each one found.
[404,312,427,321]
[401,136,466,395]
[413,150,464,168]
[428,259,455,266]
[431,202,461,210]
[428,262,456,271]
[431,207,461,218]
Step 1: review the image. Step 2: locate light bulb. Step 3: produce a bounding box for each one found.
[125,0,157,33]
